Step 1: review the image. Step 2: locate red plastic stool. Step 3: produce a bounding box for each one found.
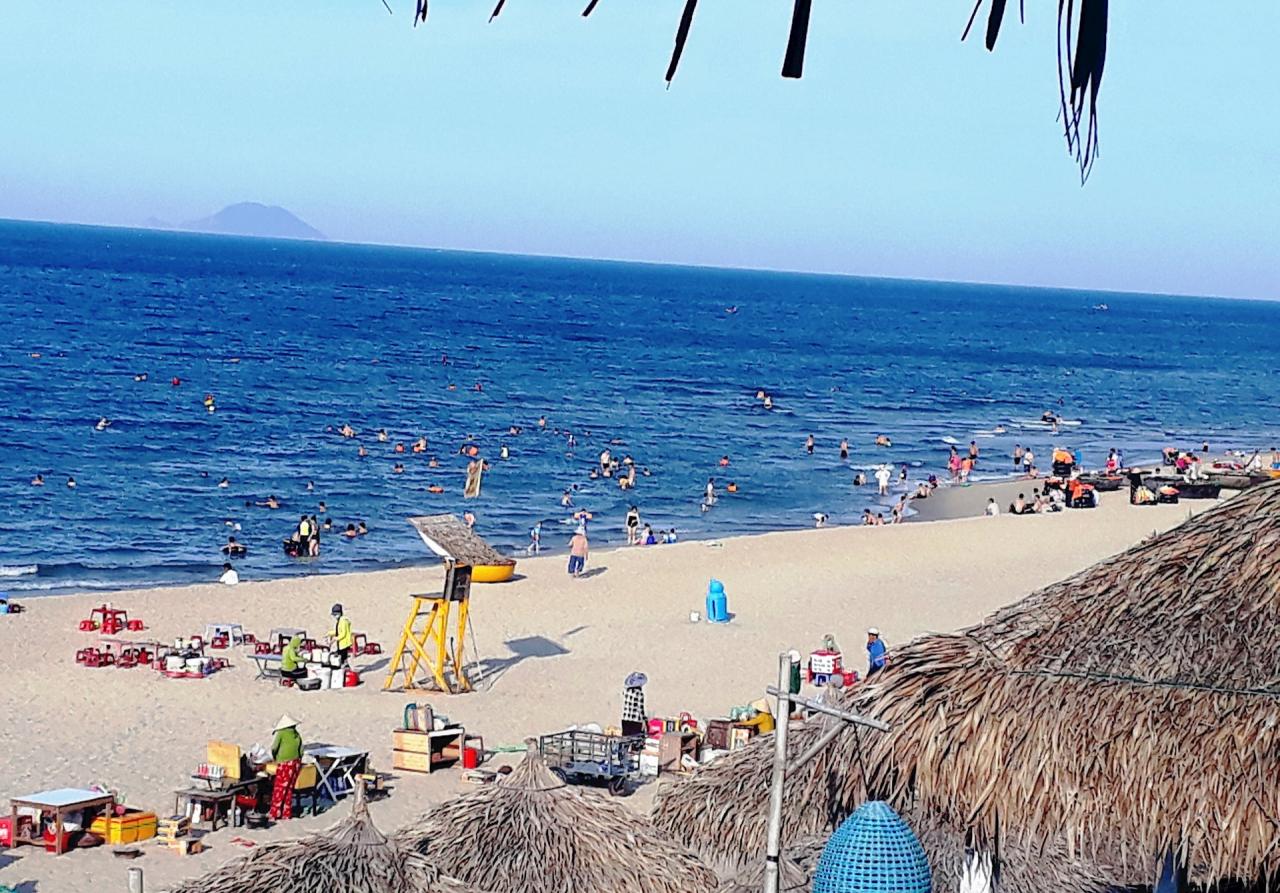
[351,633,368,656]
[103,620,123,636]
[83,651,102,668]
[210,636,229,650]
[126,619,145,632]
[79,619,98,632]
[75,648,94,664]
[302,638,318,651]
[210,658,230,670]
[254,641,271,654]
[242,632,257,644]
[117,654,138,669]
[363,642,383,655]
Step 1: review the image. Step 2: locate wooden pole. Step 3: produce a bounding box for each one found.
[762,652,792,893]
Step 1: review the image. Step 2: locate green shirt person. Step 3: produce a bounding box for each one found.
[268,715,304,820]
[272,716,303,762]
[281,634,307,681]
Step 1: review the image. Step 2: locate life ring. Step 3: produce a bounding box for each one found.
[471,563,516,583]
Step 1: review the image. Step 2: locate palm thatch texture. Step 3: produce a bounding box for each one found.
[407,514,514,567]
[655,482,1280,889]
[167,790,482,893]
[409,1,1109,180]
[398,739,719,893]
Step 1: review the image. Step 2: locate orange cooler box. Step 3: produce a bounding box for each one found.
[90,810,158,844]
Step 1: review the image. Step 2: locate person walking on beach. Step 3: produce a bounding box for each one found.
[568,528,589,578]
[1013,444,1024,470]
[875,465,891,496]
[268,715,303,820]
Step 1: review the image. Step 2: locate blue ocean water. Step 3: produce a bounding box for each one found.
[1,219,1278,595]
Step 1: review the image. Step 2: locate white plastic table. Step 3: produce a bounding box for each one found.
[304,745,368,803]
[204,622,245,645]
[10,788,114,855]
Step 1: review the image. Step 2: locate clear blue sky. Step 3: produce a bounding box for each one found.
[2,2,1276,300]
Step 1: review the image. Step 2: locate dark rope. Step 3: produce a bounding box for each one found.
[985,0,1007,50]
[489,0,506,23]
[581,0,601,17]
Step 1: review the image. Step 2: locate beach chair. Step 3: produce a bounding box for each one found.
[292,764,320,817]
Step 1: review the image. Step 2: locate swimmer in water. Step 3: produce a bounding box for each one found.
[395,443,406,454]
[589,469,600,480]
[474,382,483,392]
[705,478,717,504]
[718,455,730,467]
[993,425,1007,434]
[853,472,866,486]
[339,423,356,438]
[814,513,828,528]
[726,482,738,493]
[133,372,147,382]
[538,416,547,428]
[264,495,280,509]
[31,474,44,486]
[222,536,247,556]
[345,523,358,539]
[412,437,427,453]
[499,444,510,460]
[95,418,111,431]
[218,477,229,488]
[806,434,815,455]
[447,383,457,391]
[464,511,476,529]
[763,395,774,410]
[306,481,315,492]
[357,445,368,458]
[393,463,405,474]
[67,476,77,489]
[755,390,766,400]
[377,429,389,442]
[318,501,327,514]
[840,439,849,460]
[875,435,892,447]
[561,490,574,508]
[357,521,368,535]
[171,376,181,386]
[428,456,439,468]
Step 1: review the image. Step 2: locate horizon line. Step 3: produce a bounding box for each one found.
[3,213,1276,306]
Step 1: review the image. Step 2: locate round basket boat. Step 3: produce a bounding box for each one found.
[470,562,517,583]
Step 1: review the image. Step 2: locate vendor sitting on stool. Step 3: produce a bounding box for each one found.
[281,634,307,684]
[326,602,354,665]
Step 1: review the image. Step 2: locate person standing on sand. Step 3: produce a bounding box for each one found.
[866,629,889,676]
[875,465,891,496]
[568,528,589,577]
[625,506,640,545]
[268,715,303,820]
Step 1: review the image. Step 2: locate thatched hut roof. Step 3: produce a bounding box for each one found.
[655,483,1280,888]
[406,1,1109,180]
[408,514,513,567]
[167,793,483,893]
[397,739,719,893]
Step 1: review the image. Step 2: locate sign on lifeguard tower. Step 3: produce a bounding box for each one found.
[383,514,500,694]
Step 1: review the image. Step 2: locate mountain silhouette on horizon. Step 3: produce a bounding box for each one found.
[177,202,326,241]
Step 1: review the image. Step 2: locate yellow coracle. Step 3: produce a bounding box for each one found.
[470,563,516,583]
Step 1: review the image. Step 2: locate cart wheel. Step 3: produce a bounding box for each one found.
[551,768,571,784]
[607,776,628,796]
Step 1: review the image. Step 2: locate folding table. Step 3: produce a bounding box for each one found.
[303,745,368,803]
[10,788,115,855]
[204,622,246,645]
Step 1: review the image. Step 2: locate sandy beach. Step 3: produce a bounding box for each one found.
[0,486,1217,891]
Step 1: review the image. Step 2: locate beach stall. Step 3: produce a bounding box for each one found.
[165,790,481,893]
[396,739,717,893]
[653,481,1280,892]
[384,515,511,693]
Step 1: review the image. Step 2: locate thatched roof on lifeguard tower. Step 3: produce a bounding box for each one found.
[168,793,484,893]
[655,482,1280,890]
[397,739,718,893]
[408,514,514,567]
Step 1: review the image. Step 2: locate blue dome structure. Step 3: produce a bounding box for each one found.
[811,801,932,893]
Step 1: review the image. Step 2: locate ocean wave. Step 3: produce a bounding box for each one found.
[0,564,38,577]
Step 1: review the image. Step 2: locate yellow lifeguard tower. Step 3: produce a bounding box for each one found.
[383,515,512,693]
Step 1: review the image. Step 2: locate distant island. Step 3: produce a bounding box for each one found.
[145,203,326,241]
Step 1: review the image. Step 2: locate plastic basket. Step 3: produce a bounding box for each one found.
[812,800,931,893]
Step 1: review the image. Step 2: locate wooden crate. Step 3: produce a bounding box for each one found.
[392,730,434,754]
[90,810,157,844]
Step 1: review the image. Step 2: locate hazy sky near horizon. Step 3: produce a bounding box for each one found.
[2,2,1277,300]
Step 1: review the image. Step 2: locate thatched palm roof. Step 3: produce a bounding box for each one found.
[406,0,1109,180]
[408,514,513,567]
[167,793,483,893]
[397,739,719,893]
[655,483,1280,888]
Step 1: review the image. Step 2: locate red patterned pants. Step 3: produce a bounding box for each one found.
[269,759,301,819]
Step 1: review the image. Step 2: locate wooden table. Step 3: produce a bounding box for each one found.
[174,776,266,831]
[10,788,114,855]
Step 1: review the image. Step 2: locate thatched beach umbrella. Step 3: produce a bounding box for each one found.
[168,791,483,893]
[398,739,719,893]
[656,482,1280,889]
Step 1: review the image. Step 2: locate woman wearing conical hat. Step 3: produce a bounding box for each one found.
[268,714,303,821]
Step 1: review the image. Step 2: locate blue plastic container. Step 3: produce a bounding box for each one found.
[812,801,931,893]
[705,579,729,623]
